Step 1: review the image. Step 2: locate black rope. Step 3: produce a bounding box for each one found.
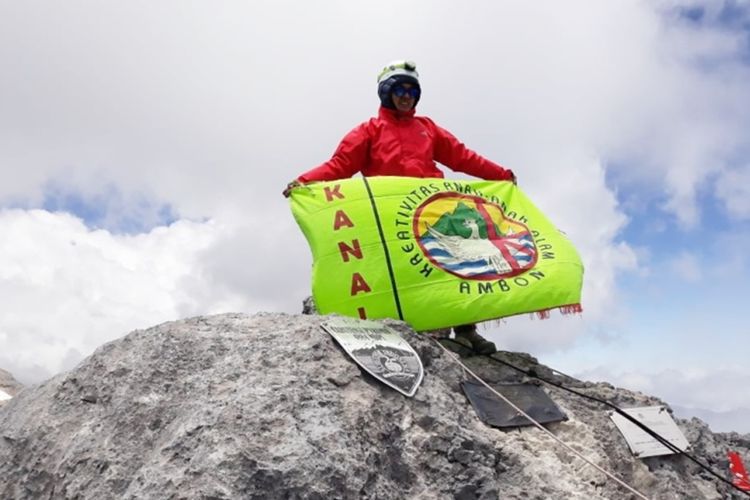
[442,339,750,498]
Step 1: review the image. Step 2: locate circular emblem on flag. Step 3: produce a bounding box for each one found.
[412,193,537,280]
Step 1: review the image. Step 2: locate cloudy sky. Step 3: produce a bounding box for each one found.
[1,1,749,433]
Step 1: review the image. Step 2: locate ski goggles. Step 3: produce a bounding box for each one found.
[392,85,421,99]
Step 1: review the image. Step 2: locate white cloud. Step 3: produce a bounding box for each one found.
[0,206,318,384]
[579,366,750,417]
[672,405,750,434]
[0,209,234,383]
[1,2,748,224]
[0,1,748,424]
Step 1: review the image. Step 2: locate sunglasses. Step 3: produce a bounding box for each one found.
[392,86,420,99]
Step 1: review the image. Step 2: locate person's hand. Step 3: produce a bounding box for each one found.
[283,180,302,198]
[508,170,517,185]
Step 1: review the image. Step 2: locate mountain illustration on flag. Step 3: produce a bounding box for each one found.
[421,202,499,239]
[417,200,537,280]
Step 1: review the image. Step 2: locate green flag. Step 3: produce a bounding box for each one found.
[290,176,583,331]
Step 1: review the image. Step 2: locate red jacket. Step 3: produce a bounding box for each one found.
[298,107,514,182]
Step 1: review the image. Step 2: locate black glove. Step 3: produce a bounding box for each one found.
[283,180,302,198]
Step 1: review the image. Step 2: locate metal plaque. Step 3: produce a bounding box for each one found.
[461,381,567,429]
[610,406,690,458]
[322,317,423,397]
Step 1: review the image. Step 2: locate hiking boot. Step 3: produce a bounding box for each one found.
[451,335,473,350]
[453,324,496,355]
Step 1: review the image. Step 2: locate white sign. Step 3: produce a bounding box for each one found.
[610,406,690,458]
[322,317,423,397]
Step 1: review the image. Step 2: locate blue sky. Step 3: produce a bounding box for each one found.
[0,0,749,434]
[39,182,178,234]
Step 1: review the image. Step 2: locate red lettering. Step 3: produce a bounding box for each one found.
[324,184,344,202]
[338,239,363,262]
[350,273,372,295]
[333,209,354,230]
[357,307,367,319]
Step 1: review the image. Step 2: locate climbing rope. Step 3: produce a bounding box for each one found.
[460,345,750,499]
[431,337,652,500]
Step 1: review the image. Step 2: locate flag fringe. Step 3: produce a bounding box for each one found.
[481,303,583,328]
[533,303,583,320]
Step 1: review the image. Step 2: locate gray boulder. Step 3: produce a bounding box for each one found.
[0,368,23,405]
[0,313,747,499]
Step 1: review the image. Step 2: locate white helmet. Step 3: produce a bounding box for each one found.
[377,60,419,84]
[377,60,421,109]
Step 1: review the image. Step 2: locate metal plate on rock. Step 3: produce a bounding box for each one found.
[321,317,423,397]
[461,381,567,429]
[610,406,690,458]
